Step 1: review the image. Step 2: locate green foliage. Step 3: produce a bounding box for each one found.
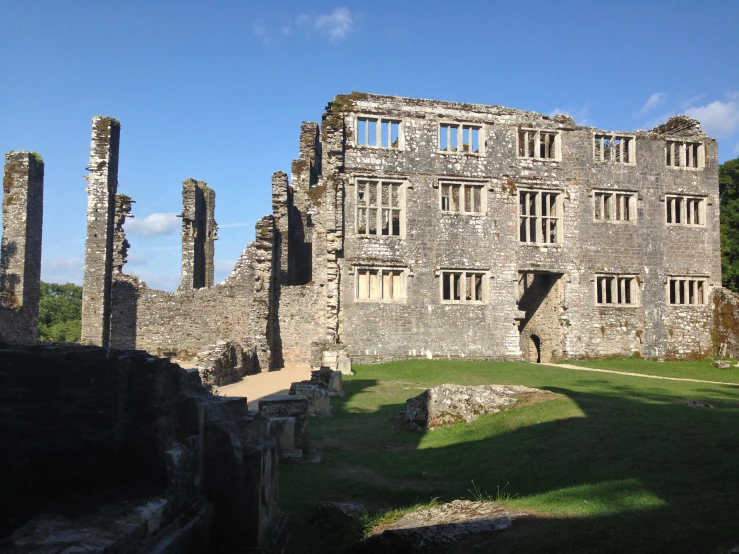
[719,157,739,291]
[38,281,82,343]
[31,152,44,164]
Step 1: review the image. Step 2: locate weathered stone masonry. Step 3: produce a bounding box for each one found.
[86,93,722,367]
[0,151,44,345]
[81,116,120,347]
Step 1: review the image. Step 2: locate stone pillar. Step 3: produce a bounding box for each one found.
[81,117,120,346]
[0,151,44,341]
[180,179,217,290]
[271,171,290,285]
[203,185,217,288]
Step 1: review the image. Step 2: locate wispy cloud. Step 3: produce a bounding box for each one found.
[635,93,666,117]
[310,7,355,42]
[125,213,180,237]
[42,257,84,285]
[219,221,251,229]
[733,142,739,156]
[255,8,356,45]
[684,99,739,138]
[550,104,591,126]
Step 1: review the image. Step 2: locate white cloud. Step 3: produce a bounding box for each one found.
[253,20,272,45]
[219,221,251,229]
[734,142,739,155]
[298,7,355,43]
[125,213,180,237]
[41,257,84,285]
[685,100,739,138]
[635,93,666,116]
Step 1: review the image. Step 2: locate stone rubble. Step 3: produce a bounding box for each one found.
[405,383,551,429]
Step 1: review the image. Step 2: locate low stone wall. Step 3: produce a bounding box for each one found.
[0,344,281,552]
[109,216,276,370]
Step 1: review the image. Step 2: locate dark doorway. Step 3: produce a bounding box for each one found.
[529,334,541,363]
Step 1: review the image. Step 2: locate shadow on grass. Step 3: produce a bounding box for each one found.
[283,376,739,553]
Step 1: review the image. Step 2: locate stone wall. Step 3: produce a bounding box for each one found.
[713,287,739,358]
[0,151,44,345]
[179,179,217,291]
[110,215,276,370]
[321,93,720,362]
[0,344,281,551]
[81,116,120,347]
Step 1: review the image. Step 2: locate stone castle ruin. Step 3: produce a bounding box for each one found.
[0,93,732,365]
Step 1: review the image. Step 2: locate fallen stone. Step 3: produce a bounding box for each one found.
[311,366,344,396]
[405,384,550,429]
[713,359,732,369]
[686,399,714,409]
[290,382,332,417]
[364,500,525,551]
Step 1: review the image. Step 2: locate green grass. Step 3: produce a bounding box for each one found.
[280,360,739,553]
[559,357,739,383]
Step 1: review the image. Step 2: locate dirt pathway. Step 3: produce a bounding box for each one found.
[216,365,314,409]
[542,362,739,387]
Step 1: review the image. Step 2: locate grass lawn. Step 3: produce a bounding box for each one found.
[280,360,739,553]
[559,357,739,384]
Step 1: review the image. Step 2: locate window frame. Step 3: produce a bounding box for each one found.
[355,115,405,150]
[438,122,484,155]
[517,128,562,161]
[354,266,407,303]
[594,274,640,306]
[666,276,708,306]
[439,269,489,304]
[355,179,407,237]
[439,180,487,215]
[518,188,563,245]
[664,194,706,227]
[593,190,637,223]
[665,140,705,170]
[593,133,636,165]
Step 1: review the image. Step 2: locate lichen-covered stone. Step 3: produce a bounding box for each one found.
[405,383,549,429]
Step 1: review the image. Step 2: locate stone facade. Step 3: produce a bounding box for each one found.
[180,179,217,291]
[0,151,44,345]
[85,93,722,367]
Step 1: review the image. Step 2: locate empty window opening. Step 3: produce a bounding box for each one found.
[357,180,404,236]
[441,270,487,303]
[519,190,561,244]
[594,134,634,164]
[440,123,482,154]
[529,335,541,363]
[596,275,638,305]
[666,195,704,225]
[518,129,561,160]
[356,267,405,301]
[666,140,704,169]
[594,191,635,222]
[668,277,706,305]
[357,117,402,149]
[440,182,484,214]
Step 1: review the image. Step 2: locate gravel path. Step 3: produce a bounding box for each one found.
[543,362,739,387]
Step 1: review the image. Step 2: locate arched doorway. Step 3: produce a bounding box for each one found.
[529,334,541,363]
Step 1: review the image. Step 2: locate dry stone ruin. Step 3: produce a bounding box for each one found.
[0,91,731,364]
[69,92,723,366]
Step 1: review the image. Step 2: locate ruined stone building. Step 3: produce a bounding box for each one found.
[77,92,721,366]
[0,152,44,345]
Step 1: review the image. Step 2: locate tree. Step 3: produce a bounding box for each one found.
[37,281,82,342]
[720,157,739,292]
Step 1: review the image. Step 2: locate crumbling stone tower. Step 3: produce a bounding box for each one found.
[179,179,217,290]
[0,151,44,344]
[81,117,120,346]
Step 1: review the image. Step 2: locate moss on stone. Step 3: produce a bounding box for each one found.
[31,152,43,164]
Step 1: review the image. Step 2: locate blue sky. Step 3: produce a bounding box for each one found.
[1,0,737,290]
